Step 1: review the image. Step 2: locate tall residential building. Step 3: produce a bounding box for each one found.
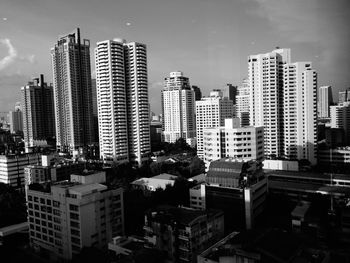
[283,62,317,164]
[9,107,23,134]
[26,171,124,261]
[339,88,350,104]
[196,90,234,158]
[248,48,291,158]
[203,118,264,170]
[191,85,202,101]
[51,28,95,154]
[330,102,350,144]
[21,75,55,149]
[95,39,150,165]
[236,78,250,126]
[161,71,196,143]
[91,79,99,144]
[222,83,237,104]
[318,86,333,118]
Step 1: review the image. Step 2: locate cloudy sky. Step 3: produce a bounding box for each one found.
[1,0,349,114]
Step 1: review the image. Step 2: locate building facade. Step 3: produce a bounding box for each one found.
[236,78,250,127]
[330,102,350,145]
[161,71,196,143]
[0,153,41,189]
[318,86,333,118]
[283,62,317,164]
[248,48,291,158]
[51,28,95,154]
[196,90,234,158]
[95,39,150,165]
[203,118,264,170]
[26,171,124,261]
[21,75,55,149]
[144,205,224,263]
[9,109,23,134]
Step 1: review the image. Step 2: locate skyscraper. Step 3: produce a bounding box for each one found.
[283,62,317,164]
[236,78,250,126]
[191,85,202,101]
[248,48,291,158]
[339,88,350,104]
[9,107,23,134]
[95,39,150,165]
[318,86,333,118]
[196,90,234,158]
[161,71,196,144]
[21,75,55,149]
[51,28,94,154]
[222,83,237,104]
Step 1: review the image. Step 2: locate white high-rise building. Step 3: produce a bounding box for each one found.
[236,78,250,126]
[248,48,291,158]
[283,62,317,164]
[51,28,95,153]
[203,118,264,170]
[196,90,234,158]
[162,71,196,143]
[95,39,150,165]
[318,86,333,118]
[330,102,350,144]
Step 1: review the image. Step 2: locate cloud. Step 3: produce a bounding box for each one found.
[0,38,18,71]
[0,38,36,73]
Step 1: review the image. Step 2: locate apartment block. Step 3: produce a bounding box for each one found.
[162,71,196,143]
[203,118,264,170]
[196,90,234,158]
[26,171,124,261]
[95,39,150,165]
[0,153,41,189]
[21,75,55,149]
[51,28,95,154]
[144,205,224,262]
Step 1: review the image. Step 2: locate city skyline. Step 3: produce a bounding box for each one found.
[1,0,350,114]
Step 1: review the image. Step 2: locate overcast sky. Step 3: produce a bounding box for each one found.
[1,0,350,114]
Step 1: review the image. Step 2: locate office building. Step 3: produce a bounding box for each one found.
[9,107,23,134]
[203,118,264,170]
[196,90,234,158]
[21,75,55,149]
[339,88,350,104]
[205,158,267,232]
[26,171,124,261]
[51,28,95,154]
[236,78,250,126]
[283,62,317,164]
[318,86,333,118]
[144,205,224,262]
[330,102,350,144]
[0,153,41,189]
[222,83,237,104]
[161,71,196,143]
[248,48,291,158]
[95,39,150,165]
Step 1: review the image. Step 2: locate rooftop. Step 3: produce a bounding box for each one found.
[152,173,178,180]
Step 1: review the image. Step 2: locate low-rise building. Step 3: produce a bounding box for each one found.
[131,173,178,192]
[26,171,124,261]
[0,153,41,189]
[144,205,224,262]
[205,158,267,232]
